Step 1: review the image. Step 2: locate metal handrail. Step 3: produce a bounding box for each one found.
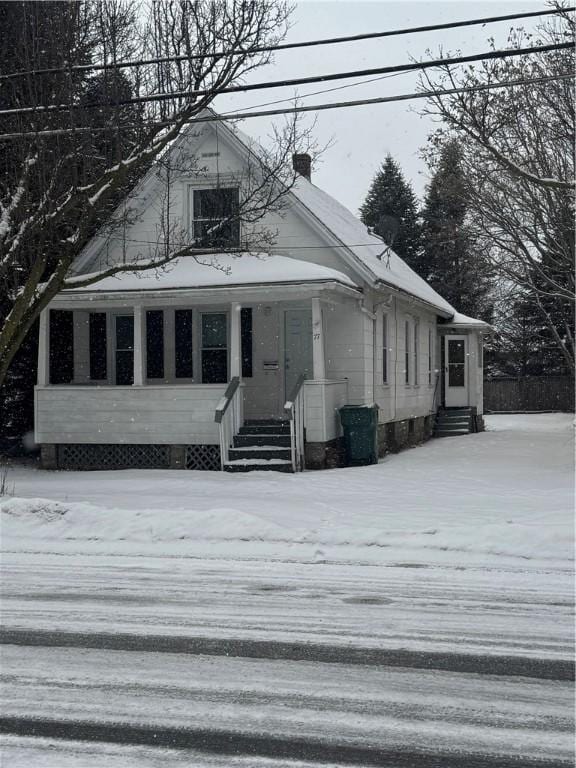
[214,377,240,424]
[284,374,306,472]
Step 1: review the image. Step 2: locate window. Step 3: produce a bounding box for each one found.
[241,307,253,378]
[192,187,240,247]
[413,321,419,385]
[146,310,164,379]
[404,320,410,385]
[202,312,228,383]
[175,309,193,378]
[89,313,107,380]
[49,310,74,384]
[447,338,466,387]
[382,314,388,384]
[115,315,134,385]
[428,328,433,386]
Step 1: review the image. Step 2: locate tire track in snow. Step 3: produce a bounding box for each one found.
[1,628,573,681]
[0,716,571,768]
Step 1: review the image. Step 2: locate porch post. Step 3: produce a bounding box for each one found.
[133,305,145,386]
[230,302,242,379]
[37,308,50,386]
[312,297,326,380]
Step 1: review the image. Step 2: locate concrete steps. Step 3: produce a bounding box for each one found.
[224,420,294,472]
[434,408,473,438]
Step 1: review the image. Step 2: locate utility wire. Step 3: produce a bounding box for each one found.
[0,6,571,81]
[0,73,571,141]
[1,41,572,118]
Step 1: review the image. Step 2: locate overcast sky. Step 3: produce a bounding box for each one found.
[215,0,545,214]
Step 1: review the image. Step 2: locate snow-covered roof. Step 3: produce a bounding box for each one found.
[291,177,457,316]
[443,311,491,329]
[66,253,359,293]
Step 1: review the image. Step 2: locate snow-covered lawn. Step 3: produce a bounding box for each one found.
[1,414,573,569]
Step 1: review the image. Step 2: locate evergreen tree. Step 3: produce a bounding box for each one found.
[359,154,421,270]
[420,140,492,321]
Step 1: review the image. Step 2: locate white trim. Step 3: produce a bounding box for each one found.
[311,297,326,380]
[133,305,145,386]
[230,302,242,379]
[37,309,49,387]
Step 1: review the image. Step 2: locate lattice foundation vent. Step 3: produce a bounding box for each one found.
[185,445,221,471]
[58,444,170,470]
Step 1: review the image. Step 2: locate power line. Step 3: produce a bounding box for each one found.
[1,41,572,118]
[1,7,570,82]
[0,73,570,141]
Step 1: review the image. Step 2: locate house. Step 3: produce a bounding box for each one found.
[35,115,489,472]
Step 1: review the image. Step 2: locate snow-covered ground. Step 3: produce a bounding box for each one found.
[1,415,574,766]
[1,415,573,568]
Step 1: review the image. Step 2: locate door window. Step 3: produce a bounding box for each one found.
[447,339,465,387]
[202,313,228,383]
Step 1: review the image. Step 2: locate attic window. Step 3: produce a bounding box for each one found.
[192,187,240,248]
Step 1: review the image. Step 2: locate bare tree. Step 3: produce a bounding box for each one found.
[420,6,575,370]
[0,0,310,389]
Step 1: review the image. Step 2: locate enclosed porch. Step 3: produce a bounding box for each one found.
[35,268,359,472]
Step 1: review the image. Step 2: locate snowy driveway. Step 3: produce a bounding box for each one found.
[1,415,574,766]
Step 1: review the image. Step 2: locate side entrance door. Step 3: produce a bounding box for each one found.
[444,335,469,407]
[284,309,313,399]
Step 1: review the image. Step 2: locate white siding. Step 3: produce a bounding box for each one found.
[304,379,348,443]
[35,385,224,445]
[373,296,439,423]
[324,300,370,405]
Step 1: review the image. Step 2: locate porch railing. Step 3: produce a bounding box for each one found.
[214,377,242,469]
[284,374,306,472]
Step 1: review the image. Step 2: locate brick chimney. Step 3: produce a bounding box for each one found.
[292,153,311,180]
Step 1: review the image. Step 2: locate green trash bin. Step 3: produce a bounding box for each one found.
[339,405,379,466]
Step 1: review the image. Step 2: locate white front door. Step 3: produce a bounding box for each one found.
[284,309,313,398]
[445,335,469,407]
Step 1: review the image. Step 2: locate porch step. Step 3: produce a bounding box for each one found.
[238,424,291,436]
[224,458,293,473]
[234,434,291,448]
[244,419,289,428]
[228,446,292,462]
[435,429,470,438]
[434,407,473,437]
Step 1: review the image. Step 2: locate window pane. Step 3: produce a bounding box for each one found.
[116,315,134,351]
[193,188,240,247]
[202,349,227,383]
[241,308,253,378]
[89,313,107,380]
[194,188,238,219]
[115,316,133,385]
[146,310,164,379]
[116,350,133,385]
[449,363,465,387]
[448,339,465,364]
[404,320,410,385]
[202,313,227,348]
[382,315,387,384]
[175,309,193,378]
[49,310,74,384]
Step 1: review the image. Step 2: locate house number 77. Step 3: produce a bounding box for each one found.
[313,333,321,340]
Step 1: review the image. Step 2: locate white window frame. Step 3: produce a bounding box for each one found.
[404,319,410,386]
[382,313,388,385]
[413,321,419,386]
[189,185,240,247]
[428,327,434,386]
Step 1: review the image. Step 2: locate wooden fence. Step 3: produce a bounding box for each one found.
[484,376,574,413]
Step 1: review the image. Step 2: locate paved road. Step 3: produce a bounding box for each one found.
[1,553,574,766]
